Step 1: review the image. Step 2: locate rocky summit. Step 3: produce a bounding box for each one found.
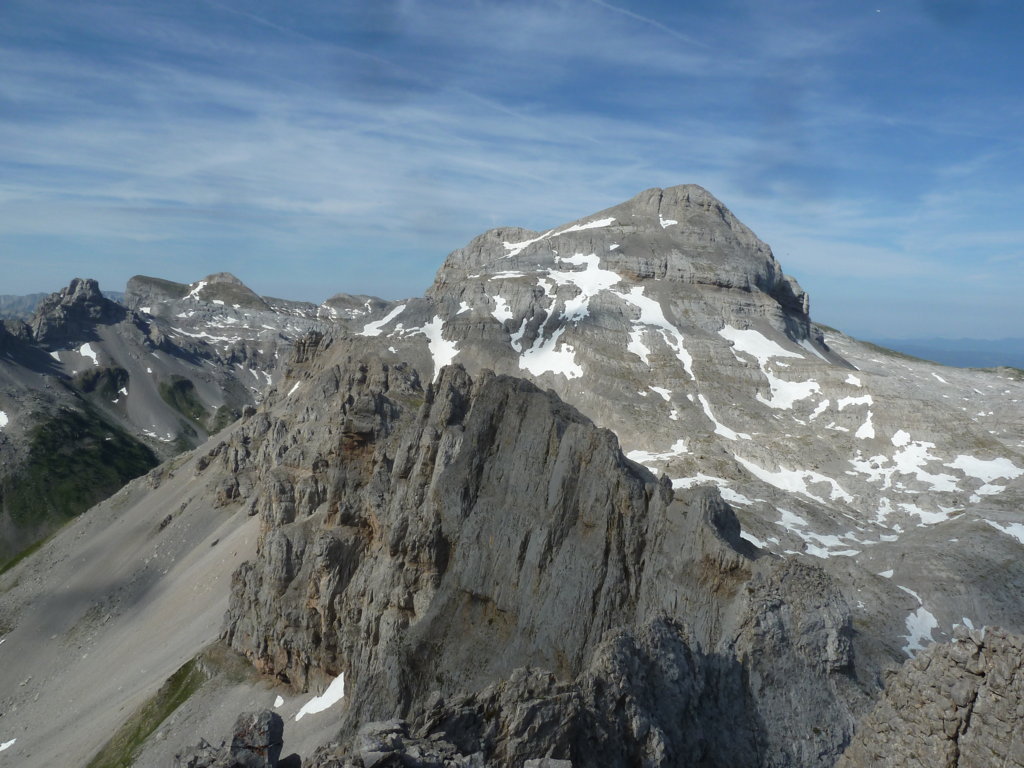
[0,185,1022,767]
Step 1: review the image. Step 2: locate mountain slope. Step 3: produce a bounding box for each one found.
[0,273,327,563]
[0,185,1022,766]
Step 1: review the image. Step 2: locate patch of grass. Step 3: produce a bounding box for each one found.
[0,406,159,558]
[76,366,130,402]
[85,656,210,768]
[208,404,241,435]
[158,375,210,426]
[0,528,58,577]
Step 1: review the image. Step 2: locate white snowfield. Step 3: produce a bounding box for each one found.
[78,342,99,366]
[358,304,407,337]
[897,586,938,657]
[413,317,460,382]
[502,217,616,258]
[0,410,7,429]
[295,673,345,721]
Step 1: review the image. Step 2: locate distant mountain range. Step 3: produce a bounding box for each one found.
[868,337,1024,369]
[1,186,1023,767]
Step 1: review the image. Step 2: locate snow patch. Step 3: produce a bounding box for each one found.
[295,673,345,721]
[457,301,471,315]
[617,286,694,379]
[851,435,960,494]
[0,411,7,429]
[719,326,819,409]
[720,487,754,505]
[799,338,830,361]
[626,327,651,365]
[274,695,285,708]
[627,439,688,465]
[520,326,582,379]
[139,306,151,314]
[855,411,875,440]
[79,342,99,366]
[0,739,15,752]
[698,394,751,441]
[558,216,616,234]
[878,570,894,578]
[946,455,1023,483]
[741,532,768,548]
[931,372,948,384]
[845,374,862,386]
[548,254,621,323]
[502,217,615,258]
[986,520,1024,545]
[649,387,672,401]
[358,304,406,337]
[658,215,678,228]
[49,350,61,361]
[287,381,302,398]
[898,586,938,657]
[509,319,528,353]
[837,395,873,410]
[185,280,208,300]
[412,317,460,382]
[735,455,852,504]
[491,296,513,323]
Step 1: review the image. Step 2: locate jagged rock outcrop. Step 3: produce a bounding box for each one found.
[4,185,1024,767]
[29,277,127,346]
[176,709,288,768]
[126,272,272,312]
[837,626,1024,768]
[212,344,866,767]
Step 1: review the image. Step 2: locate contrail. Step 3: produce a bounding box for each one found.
[583,0,709,48]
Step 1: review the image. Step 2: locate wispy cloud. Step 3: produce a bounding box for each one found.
[0,0,1021,338]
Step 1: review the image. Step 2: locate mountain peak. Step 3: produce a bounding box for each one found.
[126,272,269,311]
[429,184,808,334]
[30,277,125,346]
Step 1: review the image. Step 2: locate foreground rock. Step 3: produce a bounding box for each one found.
[837,626,1024,768]
[177,709,287,768]
[211,349,866,767]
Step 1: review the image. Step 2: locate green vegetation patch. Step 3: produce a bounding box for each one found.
[85,655,210,768]
[0,530,55,578]
[158,375,209,426]
[0,406,159,562]
[76,366,130,402]
[208,404,241,435]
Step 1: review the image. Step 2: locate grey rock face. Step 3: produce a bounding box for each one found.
[5,184,1024,766]
[344,183,1024,684]
[29,277,127,346]
[212,344,865,767]
[837,626,1024,768]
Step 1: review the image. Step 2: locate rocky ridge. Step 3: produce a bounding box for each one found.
[204,350,864,766]
[837,626,1024,767]
[338,185,1024,664]
[0,185,1022,766]
[0,272,331,561]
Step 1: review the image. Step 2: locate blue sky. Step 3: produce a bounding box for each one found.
[1,0,1022,339]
